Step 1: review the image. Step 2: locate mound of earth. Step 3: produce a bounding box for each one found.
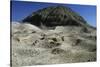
[22,6,89,27]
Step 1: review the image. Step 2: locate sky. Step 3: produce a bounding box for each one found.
[11,1,96,27]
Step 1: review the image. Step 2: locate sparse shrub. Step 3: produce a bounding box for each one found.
[87,35,96,41]
[51,38,57,42]
[50,41,55,44]
[51,48,65,54]
[72,38,82,46]
[43,39,61,48]
[61,36,64,41]
[56,42,61,46]
[75,39,82,45]
[82,27,89,33]
[32,31,36,33]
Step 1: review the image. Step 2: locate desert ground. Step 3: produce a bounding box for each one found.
[11,22,96,66]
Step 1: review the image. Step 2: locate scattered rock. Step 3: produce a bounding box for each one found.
[51,38,57,42]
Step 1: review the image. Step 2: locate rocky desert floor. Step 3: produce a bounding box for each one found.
[11,22,96,67]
